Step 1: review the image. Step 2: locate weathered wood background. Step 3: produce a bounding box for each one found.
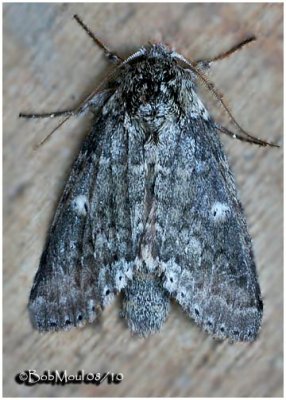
[3,3,283,397]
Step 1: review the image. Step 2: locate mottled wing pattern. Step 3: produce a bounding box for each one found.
[155,117,262,341]
[29,110,143,331]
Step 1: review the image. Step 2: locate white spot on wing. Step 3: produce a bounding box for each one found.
[113,260,133,291]
[87,299,97,322]
[211,202,230,222]
[73,195,89,216]
[102,286,115,307]
[162,260,181,293]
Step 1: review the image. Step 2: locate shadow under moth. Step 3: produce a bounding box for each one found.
[21,15,277,342]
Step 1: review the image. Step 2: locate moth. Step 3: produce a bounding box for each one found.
[21,16,276,341]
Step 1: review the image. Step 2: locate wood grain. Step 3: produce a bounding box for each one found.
[3,3,283,397]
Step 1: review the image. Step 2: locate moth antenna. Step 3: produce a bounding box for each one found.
[194,36,257,66]
[216,125,278,147]
[73,14,123,64]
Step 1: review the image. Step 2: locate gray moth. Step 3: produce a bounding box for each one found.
[24,17,272,342]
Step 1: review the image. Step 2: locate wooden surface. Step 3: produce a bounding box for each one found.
[3,3,283,397]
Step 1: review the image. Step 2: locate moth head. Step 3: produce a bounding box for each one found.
[120,44,181,93]
[119,43,195,122]
[122,43,175,66]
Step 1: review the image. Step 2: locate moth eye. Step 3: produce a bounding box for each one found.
[77,314,83,321]
[180,291,185,298]
[105,289,110,296]
[91,306,95,312]
[220,326,225,333]
[119,275,122,281]
[169,277,174,283]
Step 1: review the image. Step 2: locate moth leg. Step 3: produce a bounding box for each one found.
[19,102,95,119]
[19,91,111,149]
[216,124,279,147]
[19,88,111,120]
[73,14,123,64]
[194,36,256,69]
[19,102,94,149]
[19,109,78,119]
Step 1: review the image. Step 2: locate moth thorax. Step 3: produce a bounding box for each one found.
[137,101,172,133]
